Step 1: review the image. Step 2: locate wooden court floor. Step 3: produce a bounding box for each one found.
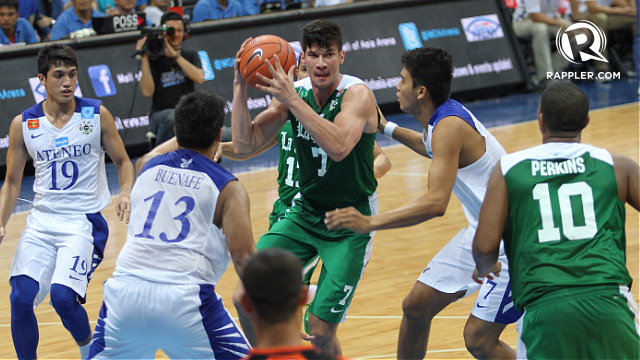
[0,103,637,359]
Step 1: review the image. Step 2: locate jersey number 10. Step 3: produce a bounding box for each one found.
[533,181,597,243]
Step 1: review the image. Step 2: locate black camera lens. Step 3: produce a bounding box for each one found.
[165,26,175,36]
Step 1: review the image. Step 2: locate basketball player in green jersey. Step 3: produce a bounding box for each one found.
[231,19,379,355]
[472,81,640,359]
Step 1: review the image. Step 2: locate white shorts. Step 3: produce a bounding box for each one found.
[89,277,251,359]
[417,226,522,324]
[9,209,108,305]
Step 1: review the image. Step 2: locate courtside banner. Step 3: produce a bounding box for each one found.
[0,0,526,168]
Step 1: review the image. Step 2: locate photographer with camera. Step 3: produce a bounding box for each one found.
[136,11,204,146]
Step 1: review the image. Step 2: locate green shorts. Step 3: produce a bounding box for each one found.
[268,198,290,229]
[521,285,640,359]
[258,196,376,324]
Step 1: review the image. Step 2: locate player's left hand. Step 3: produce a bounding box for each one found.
[324,207,372,234]
[116,193,132,224]
[471,261,502,284]
[255,55,298,106]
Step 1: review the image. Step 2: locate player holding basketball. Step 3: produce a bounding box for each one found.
[89,90,255,358]
[324,47,521,359]
[472,81,640,359]
[231,20,379,355]
[0,44,134,360]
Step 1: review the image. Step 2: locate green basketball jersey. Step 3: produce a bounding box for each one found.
[276,121,298,206]
[289,75,377,211]
[501,143,632,311]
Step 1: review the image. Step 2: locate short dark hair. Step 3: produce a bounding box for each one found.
[161,11,185,27]
[241,248,303,324]
[401,47,453,106]
[302,19,342,53]
[540,81,589,133]
[0,0,19,10]
[37,44,79,78]
[174,90,225,150]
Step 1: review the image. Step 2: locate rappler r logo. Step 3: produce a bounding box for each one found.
[556,20,607,64]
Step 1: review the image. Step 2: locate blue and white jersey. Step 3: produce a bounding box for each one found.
[422,98,506,228]
[115,149,237,285]
[22,97,110,214]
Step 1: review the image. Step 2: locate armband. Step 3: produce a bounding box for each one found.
[384,121,398,139]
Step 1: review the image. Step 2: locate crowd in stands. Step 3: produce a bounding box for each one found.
[0,0,635,85]
[0,0,354,45]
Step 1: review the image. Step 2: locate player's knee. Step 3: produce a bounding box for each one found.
[10,275,39,314]
[50,284,80,318]
[401,294,431,320]
[463,320,492,358]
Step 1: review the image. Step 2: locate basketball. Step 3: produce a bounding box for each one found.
[239,35,297,90]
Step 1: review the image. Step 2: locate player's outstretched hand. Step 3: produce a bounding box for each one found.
[116,193,132,224]
[0,226,5,245]
[471,261,502,284]
[255,55,297,106]
[324,207,372,234]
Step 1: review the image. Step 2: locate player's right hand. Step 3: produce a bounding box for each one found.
[471,261,502,284]
[0,226,6,245]
[233,38,253,85]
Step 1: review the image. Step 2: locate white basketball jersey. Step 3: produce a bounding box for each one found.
[22,97,110,214]
[422,99,505,228]
[115,149,237,285]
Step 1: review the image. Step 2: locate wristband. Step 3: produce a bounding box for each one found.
[384,121,398,139]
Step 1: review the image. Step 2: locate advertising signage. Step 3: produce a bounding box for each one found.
[0,0,526,168]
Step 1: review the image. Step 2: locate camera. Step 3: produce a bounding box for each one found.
[141,25,175,57]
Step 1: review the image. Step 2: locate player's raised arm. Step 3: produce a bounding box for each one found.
[231,39,289,157]
[378,109,429,158]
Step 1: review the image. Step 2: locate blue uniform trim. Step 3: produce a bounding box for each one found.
[429,98,478,131]
[88,302,108,359]
[140,149,237,191]
[22,97,101,123]
[494,278,523,324]
[22,101,45,122]
[86,212,109,285]
[198,284,250,358]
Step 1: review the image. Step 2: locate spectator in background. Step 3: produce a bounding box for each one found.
[34,0,65,41]
[572,0,637,76]
[137,11,204,145]
[18,0,39,25]
[0,0,38,45]
[50,0,105,40]
[144,0,168,26]
[191,0,242,22]
[512,0,575,88]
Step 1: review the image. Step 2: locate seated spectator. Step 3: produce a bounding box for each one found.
[50,0,105,40]
[191,0,242,22]
[34,0,65,41]
[573,0,637,74]
[512,0,575,88]
[0,0,39,45]
[144,0,168,26]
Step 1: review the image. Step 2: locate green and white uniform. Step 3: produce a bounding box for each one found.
[258,75,378,324]
[501,142,639,359]
[268,121,299,228]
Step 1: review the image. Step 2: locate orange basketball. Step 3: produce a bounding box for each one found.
[239,35,297,90]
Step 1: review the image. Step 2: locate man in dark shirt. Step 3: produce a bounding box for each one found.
[136,11,204,146]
